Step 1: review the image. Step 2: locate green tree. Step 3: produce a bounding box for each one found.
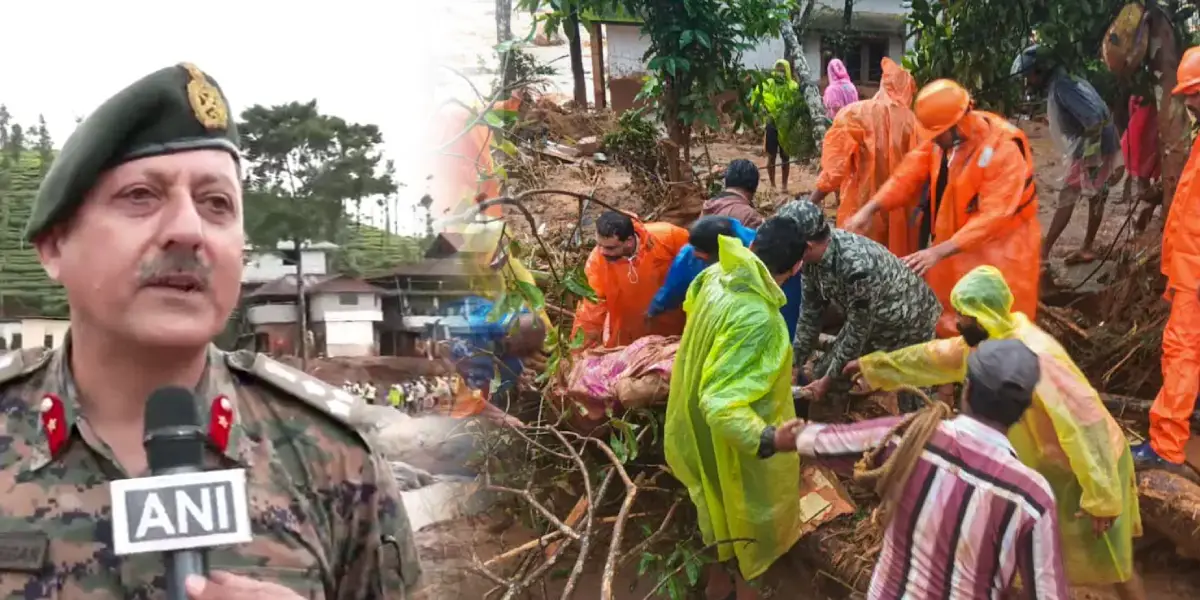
[626,0,792,182]
[7,124,24,164]
[0,105,10,151]
[34,115,53,173]
[238,100,397,367]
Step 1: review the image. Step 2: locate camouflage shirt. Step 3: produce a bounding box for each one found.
[794,229,942,380]
[0,345,421,600]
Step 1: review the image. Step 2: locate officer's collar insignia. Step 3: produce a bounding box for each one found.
[180,62,228,131]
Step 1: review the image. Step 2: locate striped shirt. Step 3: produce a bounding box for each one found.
[795,415,1068,599]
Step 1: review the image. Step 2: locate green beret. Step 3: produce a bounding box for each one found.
[25,63,240,241]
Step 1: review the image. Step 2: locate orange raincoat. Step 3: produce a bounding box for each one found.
[1150,134,1200,462]
[870,111,1041,337]
[574,220,690,348]
[817,58,919,256]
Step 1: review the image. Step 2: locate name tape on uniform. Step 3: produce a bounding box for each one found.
[110,468,253,555]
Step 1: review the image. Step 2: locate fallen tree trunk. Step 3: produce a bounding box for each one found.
[1100,393,1200,429]
[1137,469,1200,559]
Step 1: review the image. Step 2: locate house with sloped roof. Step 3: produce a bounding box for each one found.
[244,273,385,358]
[583,0,913,112]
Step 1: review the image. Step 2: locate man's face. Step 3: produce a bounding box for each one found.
[597,235,635,261]
[956,313,989,347]
[934,127,960,151]
[1185,92,1200,120]
[36,149,245,350]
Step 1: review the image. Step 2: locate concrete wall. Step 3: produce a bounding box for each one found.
[0,322,19,351]
[309,293,383,323]
[243,250,330,284]
[247,303,298,325]
[325,321,376,357]
[0,319,71,350]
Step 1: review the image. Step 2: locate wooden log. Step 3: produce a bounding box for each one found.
[1137,469,1200,560]
[1099,393,1200,429]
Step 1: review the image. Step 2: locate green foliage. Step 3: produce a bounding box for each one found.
[627,0,794,136]
[904,0,1197,112]
[0,152,67,318]
[333,223,431,277]
[239,100,397,252]
[903,0,1035,111]
[602,110,669,189]
[637,532,712,600]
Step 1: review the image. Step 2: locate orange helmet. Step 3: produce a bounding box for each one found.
[1173,46,1200,95]
[914,79,972,138]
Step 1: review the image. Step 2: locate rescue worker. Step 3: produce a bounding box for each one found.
[1012,45,1122,265]
[700,159,764,227]
[844,79,1042,338]
[845,266,1146,599]
[574,211,689,348]
[776,201,940,410]
[1134,46,1200,470]
[750,61,798,193]
[648,215,803,342]
[809,58,920,257]
[664,220,804,600]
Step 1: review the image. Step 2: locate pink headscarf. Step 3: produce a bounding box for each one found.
[823,59,860,119]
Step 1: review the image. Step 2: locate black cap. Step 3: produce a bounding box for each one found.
[26,63,240,241]
[966,339,1041,403]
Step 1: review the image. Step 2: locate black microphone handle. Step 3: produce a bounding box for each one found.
[154,464,210,600]
[165,550,209,600]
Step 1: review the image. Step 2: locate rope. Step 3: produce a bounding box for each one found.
[851,384,954,529]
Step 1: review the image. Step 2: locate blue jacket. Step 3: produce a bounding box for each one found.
[647,218,804,341]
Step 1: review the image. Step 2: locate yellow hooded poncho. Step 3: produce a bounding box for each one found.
[664,236,800,581]
[857,265,1141,585]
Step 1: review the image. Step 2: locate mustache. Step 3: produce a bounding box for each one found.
[137,252,213,290]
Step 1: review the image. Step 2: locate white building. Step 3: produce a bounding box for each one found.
[588,0,912,111]
[0,317,70,352]
[242,241,338,285]
[244,274,385,358]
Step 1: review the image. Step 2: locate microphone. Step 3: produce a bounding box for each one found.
[144,387,209,600]
[108,387,253,600]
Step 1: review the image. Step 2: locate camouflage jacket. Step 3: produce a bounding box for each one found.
[0,345,421,600]
[794,229,942,379]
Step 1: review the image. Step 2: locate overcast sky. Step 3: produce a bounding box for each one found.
[0,0,499,233]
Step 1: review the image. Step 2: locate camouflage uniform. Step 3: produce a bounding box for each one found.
[779,201,941,404]
[0,346,421,599]
[0,63,421,599]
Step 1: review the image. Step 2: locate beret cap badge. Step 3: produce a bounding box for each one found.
[182,62,228,131]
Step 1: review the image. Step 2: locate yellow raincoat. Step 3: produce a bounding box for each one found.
[857,266,1140,585]
[664,236,800,581]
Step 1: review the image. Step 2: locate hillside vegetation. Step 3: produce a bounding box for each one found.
[0,152,66,318]
[0,150,429,321]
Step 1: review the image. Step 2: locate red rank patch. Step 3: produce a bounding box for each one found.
[208,395,233,452]
[39,393,67,457]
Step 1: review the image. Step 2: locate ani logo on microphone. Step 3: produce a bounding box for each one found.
[110,469,253,555]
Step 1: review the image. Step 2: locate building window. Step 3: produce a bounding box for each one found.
[821,36,890,84]
[0,338,7,351]
[280,249,299,267]
[338,293,359,306]
[10,334,21,350]
[43,334,53,349]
